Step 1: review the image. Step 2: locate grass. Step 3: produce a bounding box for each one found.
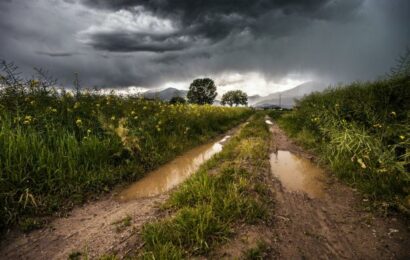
[111,215,132,233]
[138,112,273,259]
[243,240,271,260]
[273,74,410,214]
[0,72,253,231]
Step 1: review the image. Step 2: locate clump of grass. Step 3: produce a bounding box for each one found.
[111,215,132,233]
[243,240,271,260]
[277,75,410,214]
[0,62,253,231]
[139,113,273,258]
[18,217,44,232]
[68,251,83,260]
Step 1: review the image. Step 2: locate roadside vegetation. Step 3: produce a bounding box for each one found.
[275,73,410,214]
[138,113,274,259]
[0,62,252,231]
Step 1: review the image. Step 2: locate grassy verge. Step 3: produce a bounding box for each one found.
[0,80,252,231]
[273,75,410,214]
[138,112,273,259]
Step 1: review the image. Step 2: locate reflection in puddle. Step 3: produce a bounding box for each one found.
[118,136,231,201]
[270,150,326,198]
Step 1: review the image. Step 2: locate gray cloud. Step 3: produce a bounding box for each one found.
[83,32,196,52]
[0,0,409,92]
[79,0,340,53]
[36,51,80,57]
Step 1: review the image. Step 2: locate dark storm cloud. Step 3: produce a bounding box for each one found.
[0,0,409,91]
[85,32,194,52]
[80,0,340,52]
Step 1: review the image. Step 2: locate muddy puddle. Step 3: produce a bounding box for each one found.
[118,135,231,201]
[270,150,326,198]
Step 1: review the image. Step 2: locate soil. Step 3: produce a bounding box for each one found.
[0,193,168,259]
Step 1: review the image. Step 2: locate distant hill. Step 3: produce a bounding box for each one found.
[247,95,261,104]
[143,87,187,101]
[251,81,329,108]
[142,82,329,107]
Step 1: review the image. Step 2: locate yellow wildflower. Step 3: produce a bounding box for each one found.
[23,115,33,125]
[357,158,366,169]
[76,119,82,126]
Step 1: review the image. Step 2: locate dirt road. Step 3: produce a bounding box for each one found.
[0,127,238,260]
[268,121,410,259]
[0,192,168,259]
[0,121,408,259]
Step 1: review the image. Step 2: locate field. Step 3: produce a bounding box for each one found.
[274,74,410,214]
[0,79,252,231]
[1,67,409,259]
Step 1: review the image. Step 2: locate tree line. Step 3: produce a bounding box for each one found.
[171,78,248,106]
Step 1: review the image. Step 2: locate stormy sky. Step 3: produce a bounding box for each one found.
[0,0,409,95]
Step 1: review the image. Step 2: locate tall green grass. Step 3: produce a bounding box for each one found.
[139,113,273,258]
[277,75,410,214]
[0,75,252,231]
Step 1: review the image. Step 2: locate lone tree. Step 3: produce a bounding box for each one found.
[169,96,186,104]
[221,90,248,106]
[187,78,217,105]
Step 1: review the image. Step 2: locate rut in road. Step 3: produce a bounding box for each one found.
[0,126,240,260]
[268,120,410,259]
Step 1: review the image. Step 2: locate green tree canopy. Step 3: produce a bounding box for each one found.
[187,78,217,105]
[221,90,248,107]
[169,96,186,104]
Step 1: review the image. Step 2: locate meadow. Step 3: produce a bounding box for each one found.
[275,74,410,214]
[0,75,252,231]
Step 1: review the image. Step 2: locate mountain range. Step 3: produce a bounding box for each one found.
[143,88,188,101]
[251,81,329,108]
[142,81,329,108]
